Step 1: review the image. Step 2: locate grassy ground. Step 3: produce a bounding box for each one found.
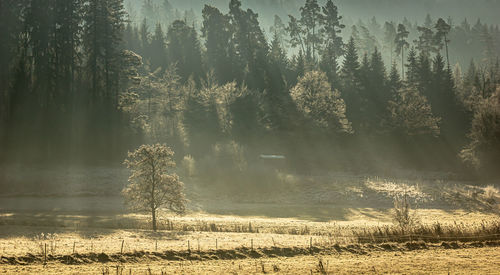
[1,169,499,274]
[2,246,500,274]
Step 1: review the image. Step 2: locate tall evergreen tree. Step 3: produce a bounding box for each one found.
[405,47,419,87]
[139,18,151,62]
[388,61,403,94]
[228,0,269,90]
[415,26,438,58]
[395,24,410,79]
[83,0,127,155]
[341,37,362,131]
[319,0,345,88]
[166,20,203,83]
[150,23,167,71]
[383,21,397,64]
[368,47,390,127]
[299,0,322,61]
[201,5,233,84]
[435,18,452,69]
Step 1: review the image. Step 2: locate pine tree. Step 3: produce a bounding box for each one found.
[431,53,463,139]
[299,0,322,61]
[167,20,203,83]
[201,5,233,84]
[417,51,433,99]
[435,18,452,69]
[286,15,306,55]
[269,31,289,73]
[228,0,269,90]
[139,18,151,62]
[319,0,345,88]
[150,23,167,71]
[266,31,291,131]
[0,0,24,125]
[388,62,403,94]
[82,0,127,156]
[269,15,287,48]
[383,21,397,64]
[340,37,362,131]
[368,47,389,125]
[395,24,410,79]
[415,26,437,58]
[55,0,84,100]
[405,47,419,87]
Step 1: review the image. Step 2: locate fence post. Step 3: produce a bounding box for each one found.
[121,240,124,254]
[73,241,76,254]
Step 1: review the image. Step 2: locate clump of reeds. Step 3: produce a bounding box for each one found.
[354,220,500,243]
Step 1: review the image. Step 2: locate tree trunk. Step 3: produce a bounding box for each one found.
[152,208,157,231]
[401,46,405,80]
[444,34,450,70]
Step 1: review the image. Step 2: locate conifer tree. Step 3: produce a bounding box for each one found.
[340,37,362,131]
[395,24,410,79]
[319,0,345,88]
[150,23,167,71]
[201,5,233,84]
[167,20,203,83]
[299,0,322,61]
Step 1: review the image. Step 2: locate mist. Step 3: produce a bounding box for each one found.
[0,1,499,273]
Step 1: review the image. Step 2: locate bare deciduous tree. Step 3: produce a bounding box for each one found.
[123,144,186,231]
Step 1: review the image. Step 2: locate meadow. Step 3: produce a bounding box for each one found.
[1,169,499,274]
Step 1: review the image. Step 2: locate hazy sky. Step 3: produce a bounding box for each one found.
[148,0,500,25]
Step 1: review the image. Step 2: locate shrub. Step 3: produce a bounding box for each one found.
[392,193,419,233]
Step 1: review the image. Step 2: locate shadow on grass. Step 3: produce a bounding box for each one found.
[199,203,352,222]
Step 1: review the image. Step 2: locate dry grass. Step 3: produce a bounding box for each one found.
[1,246,500,274]
[0,210,499,257]
[1,171,499,274]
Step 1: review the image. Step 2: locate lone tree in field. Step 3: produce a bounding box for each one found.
[123,144,187,231]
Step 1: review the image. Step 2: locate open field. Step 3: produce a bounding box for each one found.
[1,243,500,274]
[1,208,500,274]
[1,169,500,274]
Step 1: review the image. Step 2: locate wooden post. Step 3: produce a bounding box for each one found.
[73,241,76,254]
[251,239,253,251]
[310,237,312,251]
[216,239,218,250]
[44,243,47,264]
[121,240,124,254]
[155,240,158,251]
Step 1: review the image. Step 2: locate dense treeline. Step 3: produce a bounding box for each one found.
[0,0,142,163]
[1,0,499,178]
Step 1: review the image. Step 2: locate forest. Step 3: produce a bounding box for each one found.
[1,1,500,274]
[1,0,500,178]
